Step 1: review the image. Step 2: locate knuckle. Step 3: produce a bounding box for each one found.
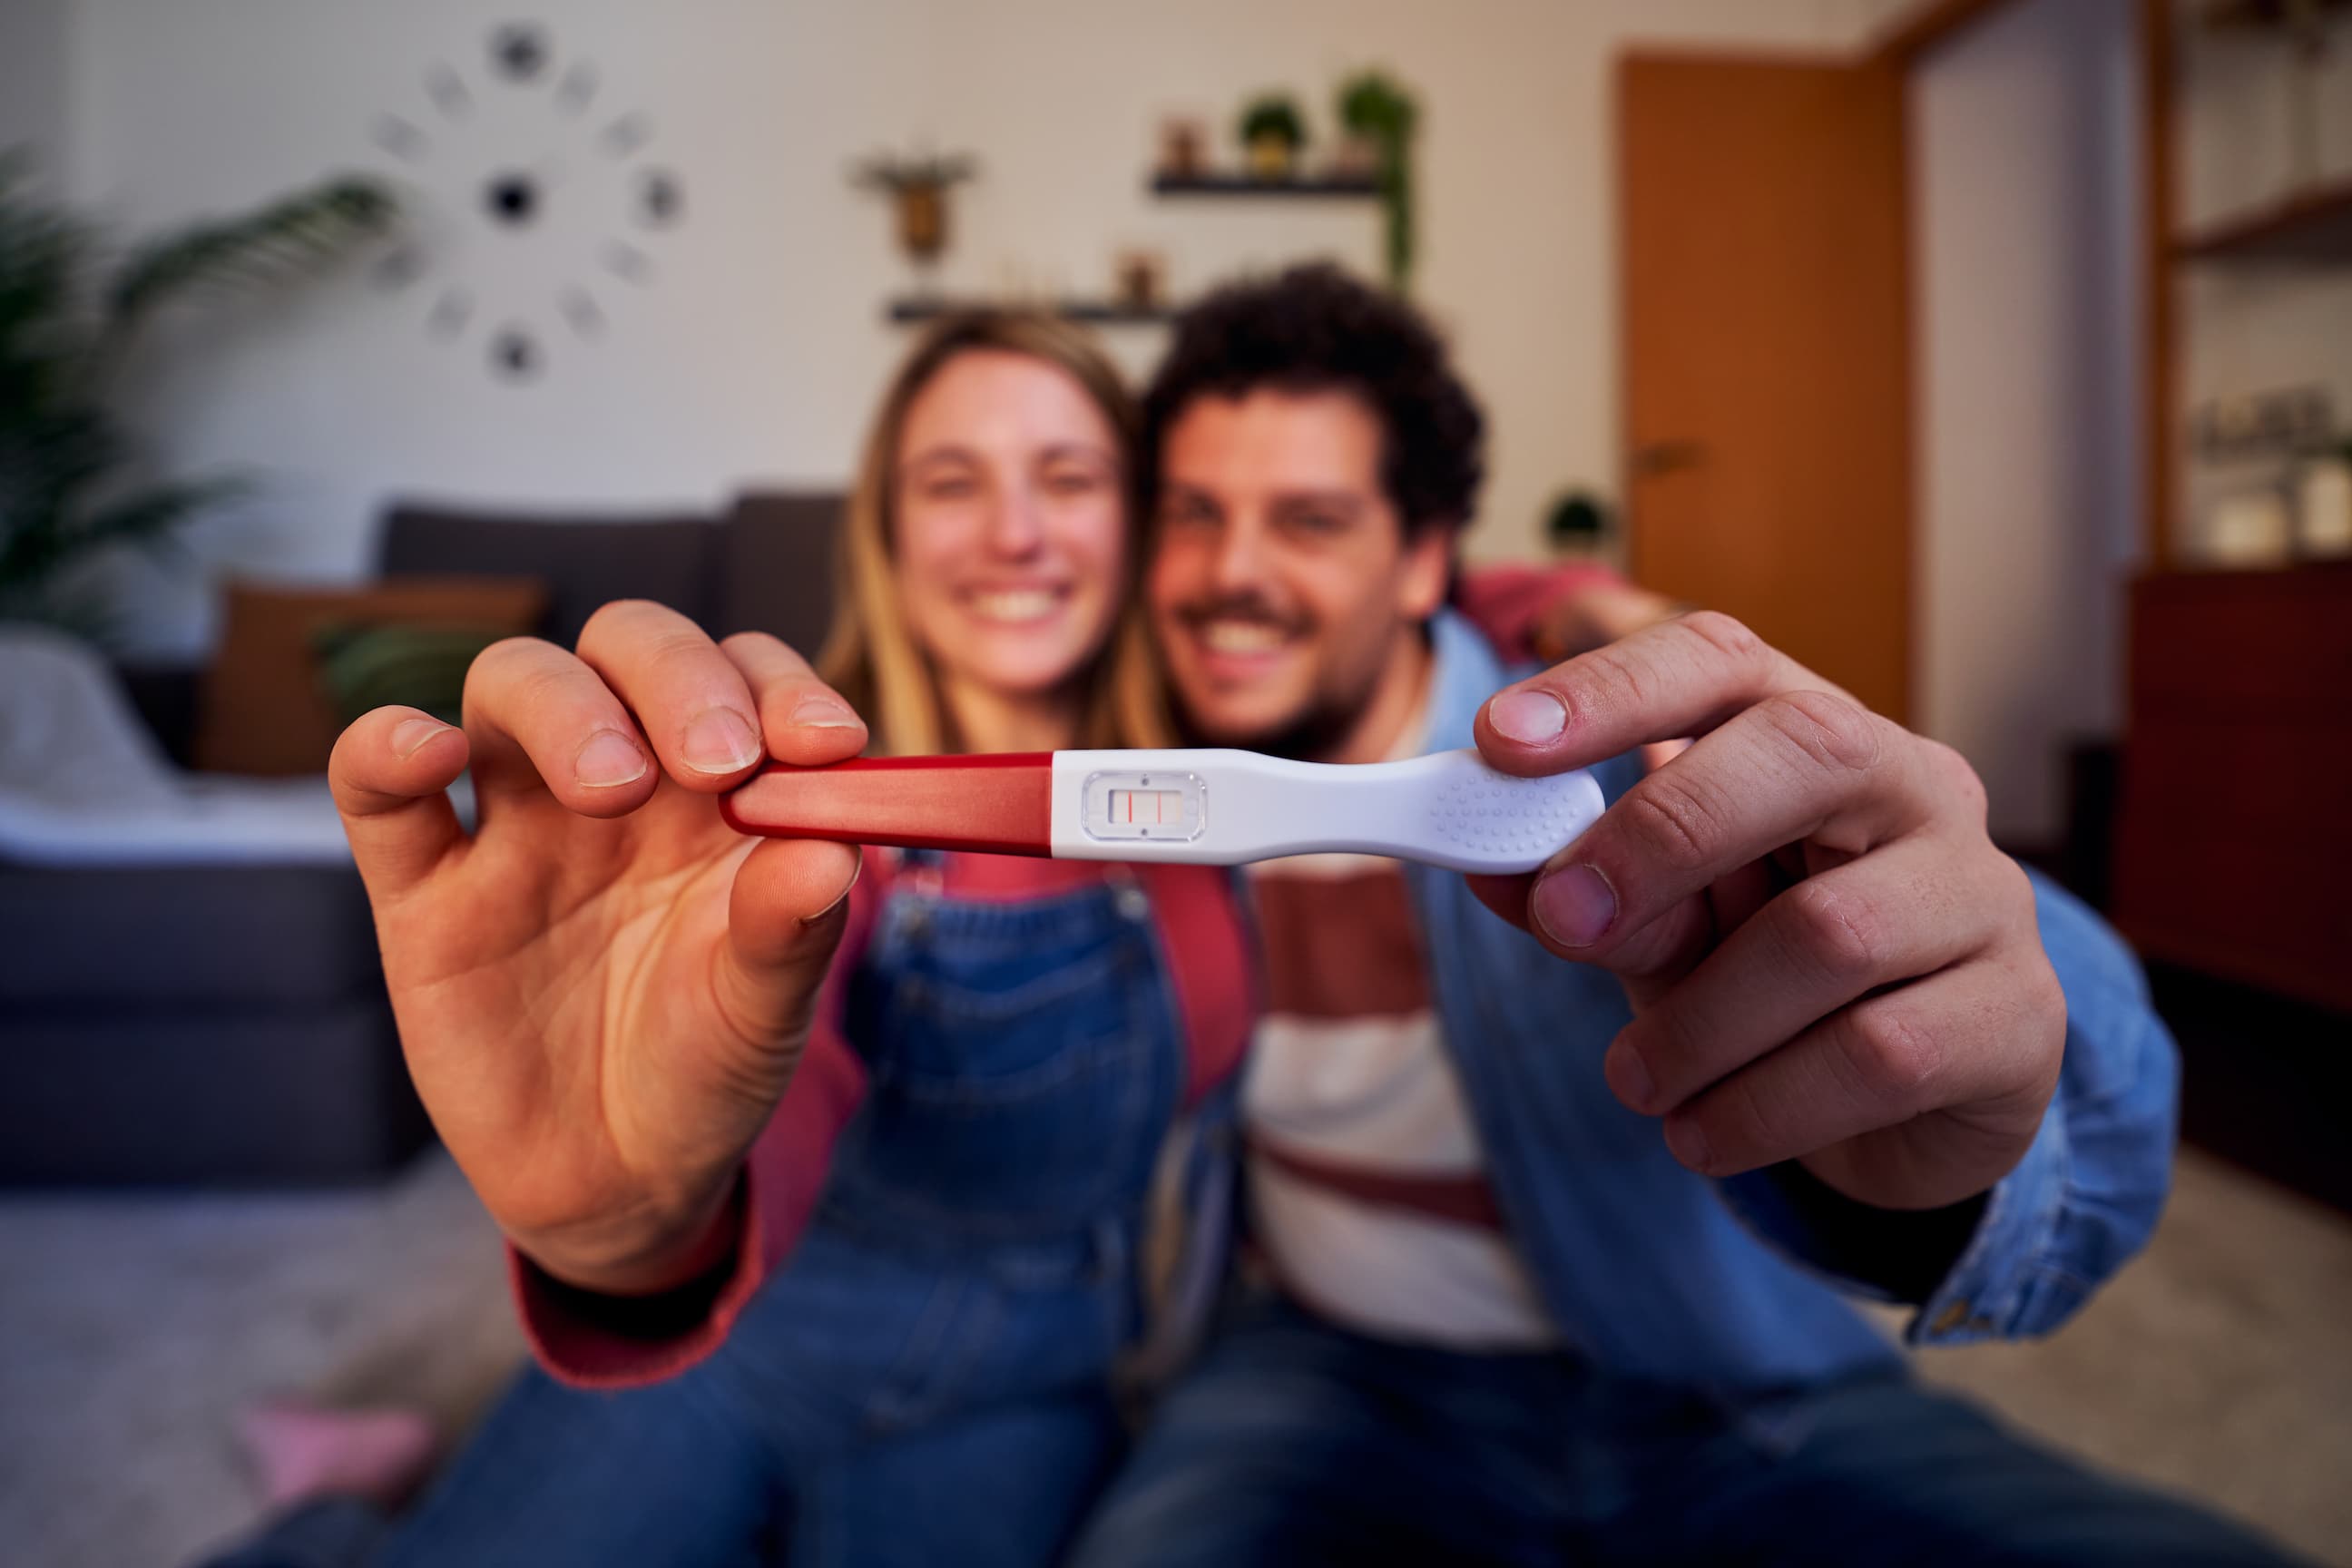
[1699,1078,1776,1174]
[1989,850,2037,917]
[1620,774,1723,872]
[1574,643,1657,725]
[472,632,549,670]
[463,635,553,696]
[515,660,585,713]
[719,630,785,662]
[723,632,819,696]
[1844,1002,1945,1105]
[1762,688,1881,774]
[577,597,662,646]
[2026,959,2068,1036]
[646,623,720,674]
[1784,878,1890,986]
[1677,610,1764,667]
[1922,738,1989,824]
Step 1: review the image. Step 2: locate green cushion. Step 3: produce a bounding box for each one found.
[310,622,508,727]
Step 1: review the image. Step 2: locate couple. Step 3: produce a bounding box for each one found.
[289,265,2281,1565]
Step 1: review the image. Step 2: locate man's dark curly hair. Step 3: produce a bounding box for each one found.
[1141,262,1485,537]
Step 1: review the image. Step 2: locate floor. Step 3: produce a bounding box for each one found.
[1,1147,2347,1568]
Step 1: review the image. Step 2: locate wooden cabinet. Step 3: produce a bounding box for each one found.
[2111,565,2352,1014]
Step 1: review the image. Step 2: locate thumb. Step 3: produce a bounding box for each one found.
[713,838,863,1048]
[1465,867,1710,1011]
[1522,861,1716,1012]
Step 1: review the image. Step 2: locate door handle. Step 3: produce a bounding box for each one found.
[1630,440,1707,477]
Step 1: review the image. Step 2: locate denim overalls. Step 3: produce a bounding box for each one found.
[702,852,1191,1559]
[365,853,1197,1568]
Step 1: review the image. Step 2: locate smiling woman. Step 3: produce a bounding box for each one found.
[818,310,1173,755]
[892,352,1125,736]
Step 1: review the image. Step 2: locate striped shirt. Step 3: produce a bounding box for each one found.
[1242,851,1558,1349]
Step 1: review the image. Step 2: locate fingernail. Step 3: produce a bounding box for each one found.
[681,708,762,774]
[799,852,864,928]
[574,730,649,789]
[1664,1117,1710,1171]
[1488,690,1566,744]
[1606,1040,1656,1109]
[789,694,861,730]
[1532,863,1617,947]
[391,717,451,759]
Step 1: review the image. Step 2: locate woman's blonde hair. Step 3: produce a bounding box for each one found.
[817,309,1171,755]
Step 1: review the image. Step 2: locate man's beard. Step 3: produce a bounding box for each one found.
[1167,662,1388,761]
[1162,593,1396,761]
[1169,693,1364,762]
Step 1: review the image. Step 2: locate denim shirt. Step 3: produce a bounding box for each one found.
[1388,612,2180,1392]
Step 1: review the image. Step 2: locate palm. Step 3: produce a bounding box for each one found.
[377,779,796,1250]
[331,609,865,1290]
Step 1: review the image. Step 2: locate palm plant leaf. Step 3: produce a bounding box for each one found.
[105,176,397,335]
[78,474,249,555]
[0,158,398,644]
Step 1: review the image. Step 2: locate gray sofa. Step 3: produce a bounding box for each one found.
[0,490,840,1186]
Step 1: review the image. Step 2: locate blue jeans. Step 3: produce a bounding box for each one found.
[211,865,1183,1568]
[209,1370,1117,1568]
[1065,1293,2306,1568]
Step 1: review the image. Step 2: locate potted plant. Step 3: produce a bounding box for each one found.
[851,150,979,294]
[1544,489,1612,558]
[1238,94,1307,181]
[0,158,398,642]
[1338,69,1419,290]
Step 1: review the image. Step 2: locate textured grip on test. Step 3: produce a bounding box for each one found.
[1426,767,1598,867]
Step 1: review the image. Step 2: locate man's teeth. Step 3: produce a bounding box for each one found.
[1200,621,1288,654]
[970,589,1060,622]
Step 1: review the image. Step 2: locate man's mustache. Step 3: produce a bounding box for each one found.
[1171,596,1312,637]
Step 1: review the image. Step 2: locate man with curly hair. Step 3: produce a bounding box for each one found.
[1067,264,2289,1566]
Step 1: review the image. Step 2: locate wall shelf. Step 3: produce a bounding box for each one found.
[887,296,1174,326]
[882,173,1380,327]
[1149,172,1379,199]
[2175,174,2352,265]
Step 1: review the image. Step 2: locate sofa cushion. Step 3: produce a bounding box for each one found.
[0,863,384,1006]
[0,1002,422,1186]
[718,491,844,652]
[196,577,545,776]
[377,503,720,649]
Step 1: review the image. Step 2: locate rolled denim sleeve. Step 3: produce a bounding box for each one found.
[1720,868,2180,1343]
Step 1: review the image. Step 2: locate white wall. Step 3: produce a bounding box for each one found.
[1910,0,2142,843]
[2177,0,2352,541]
[0,0,72,166]
[61,0,1888,657]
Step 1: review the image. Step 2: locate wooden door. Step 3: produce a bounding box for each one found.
[1619,54,1912,721]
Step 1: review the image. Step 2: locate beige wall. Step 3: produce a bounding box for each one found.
[63,0,1891,656]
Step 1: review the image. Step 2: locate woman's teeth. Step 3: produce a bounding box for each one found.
[969,588,1062,622]
[1200,620,1288,655]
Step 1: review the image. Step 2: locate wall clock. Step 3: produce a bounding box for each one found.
[367,23,686,383]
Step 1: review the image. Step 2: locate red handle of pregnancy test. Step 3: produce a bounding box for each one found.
[720,753,1055,857]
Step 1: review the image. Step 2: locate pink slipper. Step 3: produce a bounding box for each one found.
[237,1401,440,1512]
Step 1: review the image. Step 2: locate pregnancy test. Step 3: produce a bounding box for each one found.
[720,749,1603,874]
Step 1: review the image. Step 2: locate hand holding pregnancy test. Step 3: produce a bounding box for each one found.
[721,749,1605,874]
